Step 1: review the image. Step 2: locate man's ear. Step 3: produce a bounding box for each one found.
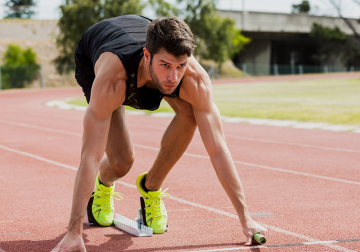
[143,48,151,63]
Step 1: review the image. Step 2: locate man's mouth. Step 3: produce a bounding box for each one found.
[164,84,177,89]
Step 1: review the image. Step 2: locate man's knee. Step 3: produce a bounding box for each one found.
[107,151,135,177]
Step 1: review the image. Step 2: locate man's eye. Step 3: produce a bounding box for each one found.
[161,64,168,67]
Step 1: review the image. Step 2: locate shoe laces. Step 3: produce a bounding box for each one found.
[148,188,170,218]
[92,191,123,210]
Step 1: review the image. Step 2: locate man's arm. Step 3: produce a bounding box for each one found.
[181,60,267,245]
[52,52,126,252]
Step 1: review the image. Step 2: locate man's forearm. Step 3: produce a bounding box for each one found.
[67,160,98,235]
[210,150,252,225]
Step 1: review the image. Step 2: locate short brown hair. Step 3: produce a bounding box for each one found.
[146,17,196,58]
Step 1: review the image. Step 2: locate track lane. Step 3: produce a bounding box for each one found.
[1,144,358,252]
[1,88,359,251]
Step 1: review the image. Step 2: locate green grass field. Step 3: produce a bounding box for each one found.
[67,78,360,126]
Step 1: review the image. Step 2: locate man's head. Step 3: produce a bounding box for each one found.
[144,17,196,94]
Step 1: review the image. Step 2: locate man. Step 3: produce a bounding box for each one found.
[52,15,267,251]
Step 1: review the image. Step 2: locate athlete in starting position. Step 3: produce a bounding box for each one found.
[52,15,267,251]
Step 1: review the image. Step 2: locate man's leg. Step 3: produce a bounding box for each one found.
[98,105,135,187]
[145,97,197,190]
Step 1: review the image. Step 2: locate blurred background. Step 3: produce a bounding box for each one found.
[0,0,359,89]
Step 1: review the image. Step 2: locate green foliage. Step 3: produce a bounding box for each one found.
[310,23,360,66]
[54,0,146,74]
[151,0,250,71]
[55,0,248,74]
[310,23,348,43]
[148,0,179,17]
[292,1,310,13]
[1,44,40,89]
[5,0,36,18]
[195,14,250,71]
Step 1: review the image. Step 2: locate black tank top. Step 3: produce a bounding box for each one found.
[74,15,181,111]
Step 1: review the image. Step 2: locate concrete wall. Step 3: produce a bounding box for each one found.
[0,19,58,40]
[218,10,360,75]
[234,40,271,76]
[0,19,77,88]
[218,10,360,35]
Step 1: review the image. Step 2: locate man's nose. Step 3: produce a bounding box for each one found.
[168,70,178,83]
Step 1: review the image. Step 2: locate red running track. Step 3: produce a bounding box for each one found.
[0,87,359,252]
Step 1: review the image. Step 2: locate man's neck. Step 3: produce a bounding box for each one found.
[137,56,155,88]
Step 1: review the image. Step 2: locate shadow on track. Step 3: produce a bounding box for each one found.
[0,225,135,252]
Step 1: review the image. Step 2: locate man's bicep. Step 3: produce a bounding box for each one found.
[90,52,127,116]
[193,103,227,157]
[88,75,125,119]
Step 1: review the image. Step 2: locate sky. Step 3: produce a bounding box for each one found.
[0,0,359,20]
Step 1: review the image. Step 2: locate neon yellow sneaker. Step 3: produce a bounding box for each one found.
[92,173,123,226]
[136,172,170,234]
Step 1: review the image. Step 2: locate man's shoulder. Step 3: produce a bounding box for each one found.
[95,52,128,82]
[180,56,212,108]
[182,56,210,89]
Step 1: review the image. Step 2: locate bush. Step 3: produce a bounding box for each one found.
[1,44,40,89]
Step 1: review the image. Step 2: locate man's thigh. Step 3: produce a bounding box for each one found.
[105,106,134,164]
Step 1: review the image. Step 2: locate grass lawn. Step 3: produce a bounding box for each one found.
[67,77,360,126]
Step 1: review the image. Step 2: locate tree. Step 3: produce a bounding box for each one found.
[148,0,179,17]
[55,0,249,74]
[1,44,40,89]
[5,0,36,18]
[326,0,360,66]
[150,0,250,71]
[54,0,146,74]
[292,1,311,13]
[191,13,250,71]
[328,0,360,40]
[310,23,360,67]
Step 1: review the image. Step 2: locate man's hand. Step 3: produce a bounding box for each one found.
[51,232,86,252]
[243,219,267,246]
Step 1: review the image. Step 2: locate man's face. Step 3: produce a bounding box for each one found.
[147,49,188,95]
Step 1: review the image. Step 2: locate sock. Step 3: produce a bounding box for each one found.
[141,175,150,193]
[99,175,113,187]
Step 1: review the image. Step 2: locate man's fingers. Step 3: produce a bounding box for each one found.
[50,244,62,252]
[51,242,70,252]
[244,237,252,246]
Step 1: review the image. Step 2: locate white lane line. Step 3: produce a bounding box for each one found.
[1,118,359,154]
[128,123,360,153]
[134,144,360,185]
[0,144,355,252]
[0,145,78,172]
[0,119,359,185]
[163,196,357,252]
[234,161,360,185]
[0,232,30,236]
[0,119,82,136]
[226,135,360,154]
